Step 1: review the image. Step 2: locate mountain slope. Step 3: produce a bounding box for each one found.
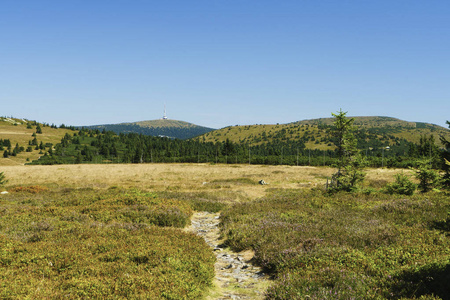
[0,117,75,166]
[198,116,450,150]
[86,119,215,140]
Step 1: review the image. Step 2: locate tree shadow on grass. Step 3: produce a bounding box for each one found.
[388,263,450,300]
[430,217,450,234]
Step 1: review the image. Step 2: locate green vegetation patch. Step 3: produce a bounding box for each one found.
[220,189,450,299]
[211,177,258,186]
[0,188,215,299]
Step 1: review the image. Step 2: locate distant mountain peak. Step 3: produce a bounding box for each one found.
[86,119,215,140]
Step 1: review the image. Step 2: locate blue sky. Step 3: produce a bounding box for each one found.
[1,1,449,129]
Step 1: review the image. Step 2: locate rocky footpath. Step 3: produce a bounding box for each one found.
[189,211,270,300]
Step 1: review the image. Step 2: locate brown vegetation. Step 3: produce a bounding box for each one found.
[1,163,403,198]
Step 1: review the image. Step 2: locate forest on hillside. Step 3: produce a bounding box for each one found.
[19,122,449,171]
[86,123,214,140]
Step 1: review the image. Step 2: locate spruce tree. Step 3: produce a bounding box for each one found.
[36,124,42,134]
[329,109,366,192]
[440,120,450,187]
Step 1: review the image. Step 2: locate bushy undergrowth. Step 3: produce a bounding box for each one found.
[220,189,450,299]
[0,187,215,299]
[385,173,417,195]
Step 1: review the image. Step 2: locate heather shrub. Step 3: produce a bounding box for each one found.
[80,190,192,228]
[0,187,215,299]
[220,189,450,299]
[158,190,232,212]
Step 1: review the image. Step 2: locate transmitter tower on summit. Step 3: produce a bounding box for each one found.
[162,103,168,120]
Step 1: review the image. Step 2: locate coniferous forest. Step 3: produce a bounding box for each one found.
[28,123,449,172]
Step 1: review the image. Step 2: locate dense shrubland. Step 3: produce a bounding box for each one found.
[0,187,215,299]
[221,189,450,299]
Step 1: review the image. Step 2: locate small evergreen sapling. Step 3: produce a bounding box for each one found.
[414,159,441,193]
[385,173,417,195]
[0,172,7,186]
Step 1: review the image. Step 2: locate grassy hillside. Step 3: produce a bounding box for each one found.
[0,117,75,166]
[86,119,215,140]
[199,116,450,150]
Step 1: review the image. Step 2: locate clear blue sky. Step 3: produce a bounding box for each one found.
[1,1,449,129]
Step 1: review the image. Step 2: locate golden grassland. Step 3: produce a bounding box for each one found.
[1,163,403,198]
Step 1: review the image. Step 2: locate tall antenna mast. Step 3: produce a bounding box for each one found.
[163,103,168,119]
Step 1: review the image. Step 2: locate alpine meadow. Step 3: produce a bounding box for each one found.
[1,112,450,299]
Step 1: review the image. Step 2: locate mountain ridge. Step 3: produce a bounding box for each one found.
[85,119,215,140]
[198,116,450,150]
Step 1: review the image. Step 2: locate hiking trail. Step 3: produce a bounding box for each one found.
[189,211,270,300]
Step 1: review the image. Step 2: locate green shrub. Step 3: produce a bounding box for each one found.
[0,171,7,186]
[414,160,441,193]
[385,173,417,195]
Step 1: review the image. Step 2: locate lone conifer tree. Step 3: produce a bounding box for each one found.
[330,109,365,192]
[441,120,450,187]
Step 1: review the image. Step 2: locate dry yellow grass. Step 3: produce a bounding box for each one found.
[1,163,407,199]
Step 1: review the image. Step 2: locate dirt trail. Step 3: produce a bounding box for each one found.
[189,211,270,300]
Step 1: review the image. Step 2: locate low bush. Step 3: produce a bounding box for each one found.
[158,191,232,212]
[0,187,215,299]
[385,173,417,195]
[0,171,7,186]
[415,160,441,193]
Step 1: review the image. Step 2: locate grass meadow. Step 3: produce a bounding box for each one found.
[1,163,449,299]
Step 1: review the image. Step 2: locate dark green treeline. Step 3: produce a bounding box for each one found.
[28,127,448,169]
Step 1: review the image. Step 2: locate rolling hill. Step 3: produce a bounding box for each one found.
[0,117,76,166]
[85,119,215,140]
[2,115,450,166]
[198,116,450,151]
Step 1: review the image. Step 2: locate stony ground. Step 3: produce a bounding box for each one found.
[189,211,271,300]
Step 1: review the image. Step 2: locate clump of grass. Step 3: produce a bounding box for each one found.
[158,191,233,212]
[366,178,390,189]
[79,190,192,228]
[211,177,258,185]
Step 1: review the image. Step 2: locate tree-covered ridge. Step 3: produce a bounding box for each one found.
[2,115,449,170]
[86,119,215,140]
